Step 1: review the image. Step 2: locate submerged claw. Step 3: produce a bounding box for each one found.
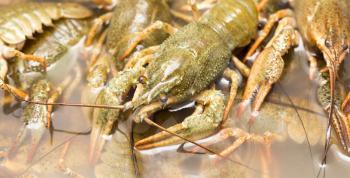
[136,124,187,150]
[7,126,28,159]
[88,127,100,163]
[236,100,250,118]
[27,127,45,163]
[88,125,112,164]
[7,124,46,163]
[135,90,224,150]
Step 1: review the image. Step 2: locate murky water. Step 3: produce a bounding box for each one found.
[1,0,350,178]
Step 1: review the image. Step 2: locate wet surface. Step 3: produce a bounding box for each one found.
[0,0,350,178]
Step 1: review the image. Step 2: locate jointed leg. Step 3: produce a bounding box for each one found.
[185,127,276,158]
[232,56,250,78]
[180,0,217,11]
[170,9,193,23]
[243,9,294,62]
[85,12,113,46]
[47,76,72,143]
[7,125,28,158]
[0,80,29,101]
[257,0,269,12]
[218,128,275,158]
[249,83,272,125]
[222,68,241,124]
[188,0,201,21]
[135,89,225,150]
[0,58,8,80]
[129,96,182,123]
[124,45,159,69]
[3,49,47,68]
[89,30,108,67]
[92,0,116,9]
[47,89,62,138]
[342,91,350,115]
[58,141,84,178]
[260,144,273,178]
[119,21,177,60]
[307,52,319,80]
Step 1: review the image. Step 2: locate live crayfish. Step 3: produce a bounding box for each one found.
[9,19,90,91]
[6,77,71,163]
[0,16,90,164]
[85,0,261,162]
[235,0,350,159]
[85,0,174,69]
[317,72,350,153]
[0,2,92,102]
[293,1,350,161]
[83,0,174,107]
[83,0,177,162]
[0,0,348,177]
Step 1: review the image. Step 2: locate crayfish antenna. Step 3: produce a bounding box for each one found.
[276,83,316,176]
[317,67,337,178]
[141,117,258,171]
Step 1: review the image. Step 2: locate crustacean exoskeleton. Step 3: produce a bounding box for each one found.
[0,2,92,102]
[292,1,350,162]
[83,0,262,163]
[85,0,174,68]
[82,0,176,163]
[236,10,300,125]
[317,72,350,153]
[239,0,350,159]
[228,1,350,176]
[6,77,72,163]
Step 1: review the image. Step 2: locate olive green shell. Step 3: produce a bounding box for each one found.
[17,19,89,72]
[106,0,172,59]
[22,79,50,125]
[136,0,258,105]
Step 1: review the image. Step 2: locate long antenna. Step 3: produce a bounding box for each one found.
[143,117,266,174]
[3,83,124,109]
[2,77,271,174]
[277,83,316,176]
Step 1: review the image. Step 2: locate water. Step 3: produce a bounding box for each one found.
[0,0,350,178]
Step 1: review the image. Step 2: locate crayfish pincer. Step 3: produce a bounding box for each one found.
[90,0,259,156]
[85,0,261,162]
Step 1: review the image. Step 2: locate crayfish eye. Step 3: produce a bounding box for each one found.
[257,20,266,30]
[160,93,168,104]
[325,39,332,48]
[138,75,147,84]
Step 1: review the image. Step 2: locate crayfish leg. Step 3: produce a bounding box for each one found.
[222,68,241,124]
[243,9,294,63]
[124,45,159,70]
[0,81,29,101]
[119,21,177,61]
[342,91,350,115]
[89,30,108,67]
[85,12,113,46]
[306,52,319,80]
[135,89,224,150]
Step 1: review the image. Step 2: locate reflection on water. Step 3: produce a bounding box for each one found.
[0,0,350,178]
